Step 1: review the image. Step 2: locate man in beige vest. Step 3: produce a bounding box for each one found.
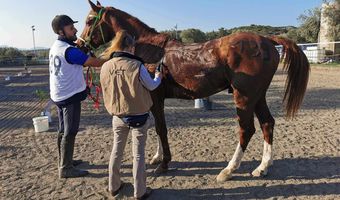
[100,30,162,200]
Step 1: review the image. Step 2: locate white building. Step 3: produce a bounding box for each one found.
[317,2,340,62]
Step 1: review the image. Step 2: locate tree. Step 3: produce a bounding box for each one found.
[205,31,219,40]
[228,24,293,36]
[205,28,230,40]
[297,7,321,43]
[281,27,306,43]
[0,47,24,58]
[160,30,182,41]
[180,28,206,43]
[322,0,340,40]
[217,28,230,38]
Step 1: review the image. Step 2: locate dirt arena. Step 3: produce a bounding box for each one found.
[0,65,339,200]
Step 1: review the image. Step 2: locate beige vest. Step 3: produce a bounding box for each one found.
[100,56,153,116]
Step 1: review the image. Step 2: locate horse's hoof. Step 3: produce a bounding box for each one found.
[251,168,268,177]
[149,157,162,165]
[216,170,232,183]
[154,164,168,174]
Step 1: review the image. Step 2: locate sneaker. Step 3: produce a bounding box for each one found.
[59,167,89,178]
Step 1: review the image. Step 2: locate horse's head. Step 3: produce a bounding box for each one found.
[79,0,168,63]
[78,0,117,52]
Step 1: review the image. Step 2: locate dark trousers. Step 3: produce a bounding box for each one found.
[57,101,81,168]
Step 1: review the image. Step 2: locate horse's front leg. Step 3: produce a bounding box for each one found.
[149,134,163,165]
[217,92,255,182]
[150,94,171,174]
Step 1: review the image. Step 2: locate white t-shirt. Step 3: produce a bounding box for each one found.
[49,40,86,102]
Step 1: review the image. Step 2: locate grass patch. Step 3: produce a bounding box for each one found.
[34,89,49,100]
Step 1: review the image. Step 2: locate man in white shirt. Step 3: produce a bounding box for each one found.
[50,15,106,178]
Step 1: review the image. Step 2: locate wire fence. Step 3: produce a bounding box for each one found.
[299,41,340,63]
[0,48,49,67]
[0,56,49,67]
[276,41,340,64]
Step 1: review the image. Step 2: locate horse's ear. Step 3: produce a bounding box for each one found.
[88,0,100,12]
[96,1,102,6]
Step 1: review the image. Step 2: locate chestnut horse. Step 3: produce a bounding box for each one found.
[79,1,309,182]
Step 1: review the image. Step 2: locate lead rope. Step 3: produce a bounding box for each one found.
[83,8,105,109]
[86,66,101,109]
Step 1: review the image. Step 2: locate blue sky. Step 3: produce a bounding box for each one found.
[0,0,323,49]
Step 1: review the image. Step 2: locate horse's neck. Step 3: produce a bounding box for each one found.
[108,9,169,63]
[138,33,168,46]
[134,33,169,63]
[111,8,158,39]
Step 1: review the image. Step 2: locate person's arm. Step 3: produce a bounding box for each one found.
[139,64,162,91]
[65,47,106,67]
[83,57,106,68]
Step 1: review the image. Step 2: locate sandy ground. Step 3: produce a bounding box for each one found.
[0,65,339,200]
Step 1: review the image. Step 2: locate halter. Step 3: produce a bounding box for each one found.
[79,7,106,51]
[79,8,106,109]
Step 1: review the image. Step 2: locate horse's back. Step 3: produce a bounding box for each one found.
[163,39,230,98]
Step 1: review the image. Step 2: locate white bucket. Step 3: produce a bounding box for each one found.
[194,99,204,108]
[32,116,49,133]
[194,98,212,110]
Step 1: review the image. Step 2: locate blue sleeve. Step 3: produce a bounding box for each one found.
[139,64,161,91]
[65,47,89,65]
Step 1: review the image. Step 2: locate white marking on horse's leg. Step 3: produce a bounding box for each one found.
[150,135,163,165]
[217,143,244,182]
[252,141,273,177]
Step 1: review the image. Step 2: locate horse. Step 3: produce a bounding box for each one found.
[78,0,310,182]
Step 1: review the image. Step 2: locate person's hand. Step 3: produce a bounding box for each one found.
[155,71,163,79]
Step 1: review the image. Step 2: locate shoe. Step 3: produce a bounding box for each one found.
[73,159,83,166]
[59,167,89,178]
[109,182,125,197]
[136,188,153,200]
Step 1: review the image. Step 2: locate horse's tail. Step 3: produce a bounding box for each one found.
[268,36,310,118]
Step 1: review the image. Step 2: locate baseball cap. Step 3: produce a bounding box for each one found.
[52,15,78,34]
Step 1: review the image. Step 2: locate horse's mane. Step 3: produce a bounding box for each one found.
[105,6,170,61]
[106,6,158,36]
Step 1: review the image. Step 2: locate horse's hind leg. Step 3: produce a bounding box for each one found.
[217,102,255,182]
[252,96,275,177]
